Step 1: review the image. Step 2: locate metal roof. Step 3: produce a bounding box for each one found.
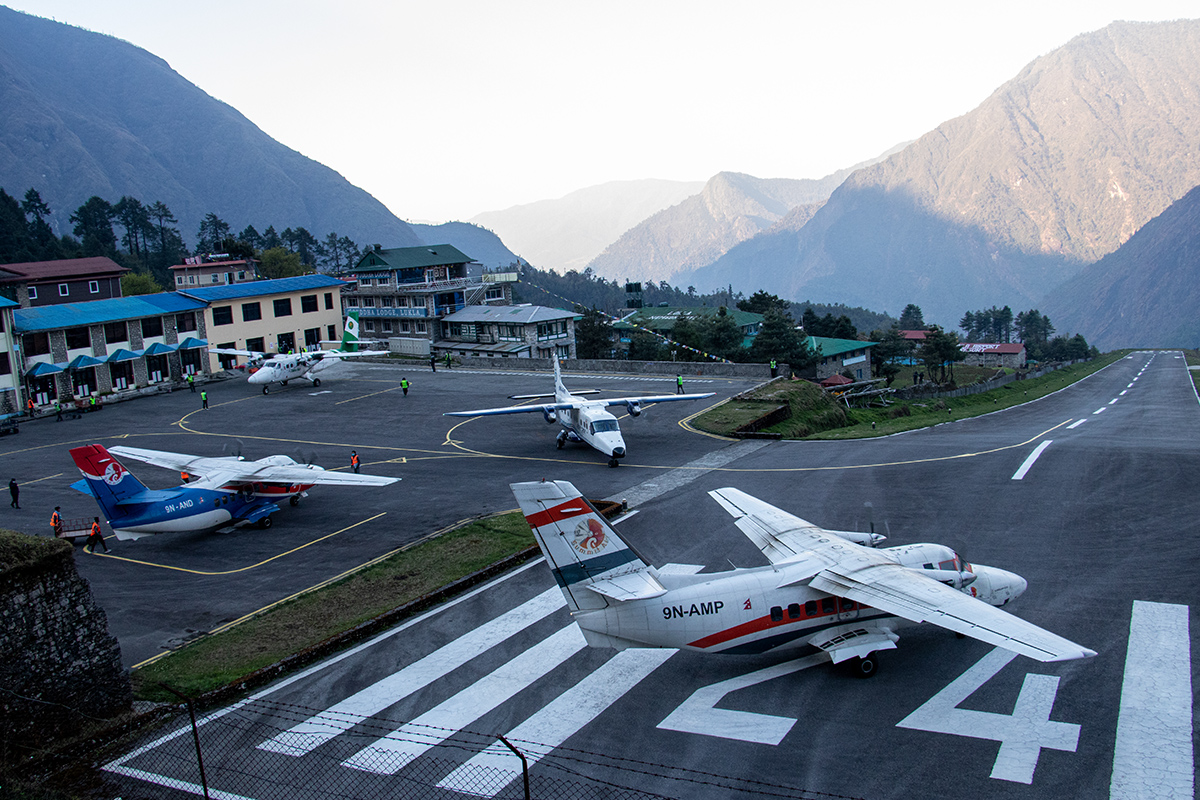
[0,296,17,309]
[0,256,129,283]
[182,275,349,302]
[442,304,578,325]
[808,336,876,358]
[14,293,207,332]
[615,306,763,331]
[353,244,475,272]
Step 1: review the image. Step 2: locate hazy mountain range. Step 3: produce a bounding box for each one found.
[0,6,421,248]
[469,179,704,273]
[682,19,1200,325]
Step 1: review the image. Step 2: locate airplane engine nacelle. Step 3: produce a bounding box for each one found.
[543,408,557,424]
[626,401,642,417]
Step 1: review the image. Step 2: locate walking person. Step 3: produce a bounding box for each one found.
[201,390,208,410]
[770,359,777,378]
[25,397,34,416]
[85,517,109,553]
[187,373,196,392]
[54,402,63,422]
[8,478,18,509]
[401,377,409,397]
[350,451,360,473]
[50,506,62,538]
[429,354,436,372]
[676,374,684,395]
[444,353,452,370]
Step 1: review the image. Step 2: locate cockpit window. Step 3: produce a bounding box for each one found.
[591,420,619,433]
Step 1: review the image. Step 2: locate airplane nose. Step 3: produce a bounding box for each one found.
[611,446,626,458]
[248,370,268,384]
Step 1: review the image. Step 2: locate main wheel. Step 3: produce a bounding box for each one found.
[313,378,321,387]
[848,655,877,678]
[282,380,288,386]
[556,438,565,450]
[289,495,300,507]
[262,386,269,395]
[258,516,273,529]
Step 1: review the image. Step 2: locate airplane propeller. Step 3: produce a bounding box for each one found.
[222,438,245,460]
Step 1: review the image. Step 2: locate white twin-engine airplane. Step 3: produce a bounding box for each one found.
[445,358,714,467]
[211,312,372,394]
[512,480,1096,676]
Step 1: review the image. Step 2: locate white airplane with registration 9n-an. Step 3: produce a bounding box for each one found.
[511,479,1096,677]
[445,357,714,467]
[210,311,373,394]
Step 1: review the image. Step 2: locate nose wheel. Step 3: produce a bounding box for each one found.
[262,385,269,394]
[844,655,878,678]
[608,457,620,468]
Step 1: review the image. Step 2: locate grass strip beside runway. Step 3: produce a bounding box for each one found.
[132,513,535,702]
[693,352,1127,440]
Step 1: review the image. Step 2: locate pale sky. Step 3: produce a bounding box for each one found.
[6,1,1200,222]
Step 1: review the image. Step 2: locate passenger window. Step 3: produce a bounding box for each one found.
[841,599,856,611]
[821,598,836,615]
[770,606,783,622]
[787,603,801,619]
[805,600,817,617]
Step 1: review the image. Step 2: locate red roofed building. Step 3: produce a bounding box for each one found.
[0,257,129,308]
[170,257,261,289]
[899,329,927,342]
[960,342,1026,368]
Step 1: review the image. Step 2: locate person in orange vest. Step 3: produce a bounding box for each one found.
[50,506,62,538]
[25,396,34,415]
[85,517,109,553]
[350,451,361,474]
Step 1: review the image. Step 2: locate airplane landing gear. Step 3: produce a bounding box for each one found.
[846,655,877,678]
[312,378,321,387]
[289,495,300,507]
[258,516,274,529]
[556,430,567,449]
[262,386,269,395]
[608,457,620,468]
[282,380,288,386]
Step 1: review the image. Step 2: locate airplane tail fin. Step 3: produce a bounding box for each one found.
[512,480,653,612]
[69,444,148,521]
[339,310,360,352]
[553,354,567,400]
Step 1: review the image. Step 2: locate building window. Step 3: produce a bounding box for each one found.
[416,321,427,334]
[58,283,69,297]
[176,276,185,285]
[104,321,127,344]
[361,297,375,308]
[0,352,9,375]
[141,317,164,339]
[395,296,409,308]
[301,294,318,313]
[327,324,336,341]
[381,297,394,307]
[498,324,522,341]
[273,298,292,317]
[23,332,50,356]
[246,337,265,353]
[537,320,568,340]
[65,326,90,350]
[304,327,320,347]
[177,312,197,332]
[211,273,220,283]
[89,280,100,294]
[364,320,375,332]
[242,302,262,322]
[28,287,37,300]
[324,292,333,310]
[188,276,196,285]
[212,306,234,326]
[382,321,393,333]
[215,342,239,370]
[400,321,411,333]
[345,297,359,307]
[485,287,504,300]
[237,271,246,280]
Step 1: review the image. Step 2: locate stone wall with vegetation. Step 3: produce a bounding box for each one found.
[0,531,130,761]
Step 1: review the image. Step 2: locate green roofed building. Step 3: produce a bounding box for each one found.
[343,244,514,350]
[808,336,876,380]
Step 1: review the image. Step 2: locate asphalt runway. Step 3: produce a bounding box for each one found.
[0,360,753,665]
[94,351,1200,799]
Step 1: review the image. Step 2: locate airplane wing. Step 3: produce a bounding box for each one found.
[209,347,264,359]
[808,563,1096,662]
[598,392,714,408]
[710,487,1096,663]
[306,349,376,362]
[444,402,577,417]
[109,446,398,487]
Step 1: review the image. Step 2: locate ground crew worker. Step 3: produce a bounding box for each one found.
[51,506,62,537]
[54,402,63,422]
[88,395,97,411]
[187,373,196,392]
[676,374,684,394]
[201,390,208,410]
[444,353,452,369]
[770,359,777,378]
[85,517,109,553]
[401,377,409,397]
[351,451,360,473]
[25,397,34,415]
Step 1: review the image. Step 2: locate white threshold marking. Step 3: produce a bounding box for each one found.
[308,390,332,396]
[342,625,588,774]
[1093,407,1106,415]
[258,586,566,756]
[1067,420,1087,430]
[1119,390,1127,396]
[437,648,677,797]
[897,648,1080,783]
[657,653,827,745]
[1110,601,1193,799]
[1108,399,1118,405]
[1012,440,1052,480]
